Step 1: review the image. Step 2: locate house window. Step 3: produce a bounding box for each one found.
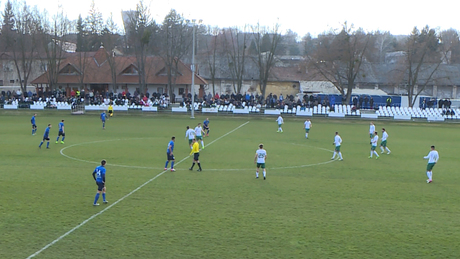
[0,80,3,86]
[179,88,185,95]
[10,80,14,84]
[157,87,163,94]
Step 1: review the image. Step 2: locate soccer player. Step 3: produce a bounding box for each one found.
[92,159,108,206]
[424,145,439,183]
[108,103,113,117]
[39,124,51,149]
[369,122,375,138]
[203,118,210,137]
[31,113,37,135]
[254,143,267,180]
[380,128,391,154]
[164,136,176,171]
[304,119,312,139]
[276,115,284,132]
[189,138,202,171]
[331,132,343,161]
[194,123,205,149]
[56,119,65,144]
[369,131,380,159]
[100,111,107,129]
[185,126,195,149]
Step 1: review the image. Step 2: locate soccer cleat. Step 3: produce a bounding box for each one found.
[256,176,259,179]
[264,176,266,180]
[202,146,205,149]
[368,156,372,159]
[46,147,50,149]
[103,200,108,204]
[381,151,384,154]
[170,168,176,172]
[189,168,193,171]
[331,157,334,160]
[197,169,202,172]
[340,159,343,161]
[164,168,168,170]
[39,146,41,149]
[61,141,64,144]
[427,179,432,183]
[387,151,391,155]
[376,156,379,159]
[55,141,58,144]
[93,203,100,206]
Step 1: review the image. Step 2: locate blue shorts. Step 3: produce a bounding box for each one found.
[96,181,105,191]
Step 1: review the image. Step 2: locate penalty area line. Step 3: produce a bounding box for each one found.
[27,121,250,259]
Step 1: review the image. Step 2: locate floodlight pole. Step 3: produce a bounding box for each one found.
[191,24,196,119]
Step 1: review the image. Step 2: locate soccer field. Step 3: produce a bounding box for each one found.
[1,111,460,258]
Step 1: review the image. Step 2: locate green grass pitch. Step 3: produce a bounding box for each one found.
[1,111,460,258]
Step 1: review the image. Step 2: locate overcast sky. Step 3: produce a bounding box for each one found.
[23,0,460,37]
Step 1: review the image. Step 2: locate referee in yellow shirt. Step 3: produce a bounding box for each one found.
[189,139,202,171]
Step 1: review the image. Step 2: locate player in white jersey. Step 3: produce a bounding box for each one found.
[304,119,312,139]
[424,145,439,183]
[194,123,205,149]
[185,126,196,149]
[331,132,343,161]
[369,122,375,138]
[369,131,380,159]
[254,143,267,180]
[380,128,391,154]
[276,115,284,132]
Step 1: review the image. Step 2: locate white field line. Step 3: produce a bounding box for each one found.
[27,121,250,259]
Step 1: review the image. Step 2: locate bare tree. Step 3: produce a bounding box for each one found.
[251,22,282,98]
[85,0,104,51]
[391,26,444,107]
[101,12,120,92]
[125,0,154,92]
[39,8,71,91]
[201,26,223,95]
[222,26,248,94]
[307,22,371,103]
[156,9,192,97]
[10,2,42,95]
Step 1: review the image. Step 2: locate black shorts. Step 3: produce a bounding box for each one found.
[167,153,175,161]
[108,110,113,114]
[203,125,209,130]
[58,131,65,136]
[96,181,105,191]
[193,153,200,161]
[32,124,37,129]
[43,137,50,141]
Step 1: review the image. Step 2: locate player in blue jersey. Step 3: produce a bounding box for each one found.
[55,119,65,144]
[92,159,108,206]
[31,113,37,135]
[203,118,210,137]
[100,111,106,129]
[39,124,52,149]
[164,136,176,171]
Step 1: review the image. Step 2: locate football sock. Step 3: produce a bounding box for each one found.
[171,161,174,169]
[39,141,43,147]
[62,136,65,141]
[201,141,204,148]
[165,161,169,168]
[56,136,59,141]
[426,171,430,179]
[305,133,308,138]
[32,129,34,135]
[339,152,343,159]
[256,172,259,178]
[102,193,106,201]
[386,147,391,153]
[373,151,379,157]
[191,162,195,169]
[429,172,433,181]
[102,122,105,128]
[380,146,384,152]
[332,151,336,159]
[46,142,49,148]
[263,170,266,178]
[370,151,373,157]
[94,193,100,204]
[198,163,201,170]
